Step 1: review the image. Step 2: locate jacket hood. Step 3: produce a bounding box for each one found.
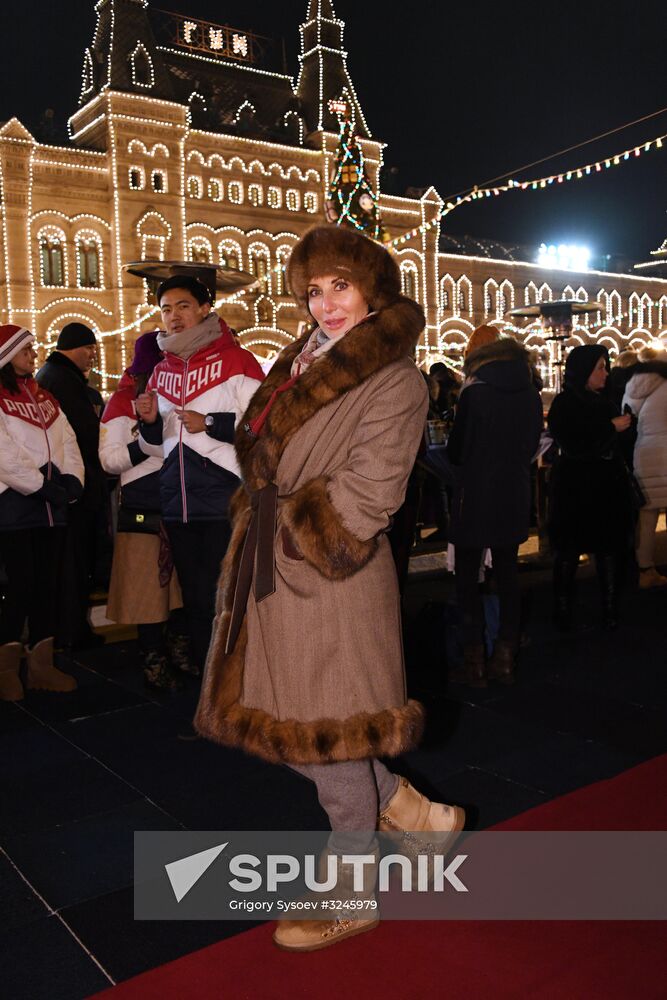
[624,370,667,400]
[465,337,532,392]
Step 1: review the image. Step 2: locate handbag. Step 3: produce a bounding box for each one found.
[117,507,162,535]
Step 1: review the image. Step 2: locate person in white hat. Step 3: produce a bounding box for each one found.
[0,324,83,700]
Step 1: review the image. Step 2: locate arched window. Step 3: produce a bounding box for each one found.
[151,170,167,193]
[188,239,212,264]
[525,281,539,305]
[286,189,301,212]
[304,191,318,214]
[228,181,244,205]
[257,298,273,324]
[484,279,498,319]
[440,274,455,314]
[275,246,292,296]
[129,166,145,190]
[208,178,224,202]
[629,292,641,327]
[76,233,102,288]
[130,43,154,89]
[499,279,514,316]
[248,183,263,207]
[249,245,270,292]
[267,186,282,209]
[219,241,243,271]
[39,229,66,287]
[400,262,419,302]
[457,276,472,315]
[187,175,203,199]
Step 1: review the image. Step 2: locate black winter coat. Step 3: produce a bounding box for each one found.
[547,388,634,554]
[447,340,543,548]
[36,352,107,510]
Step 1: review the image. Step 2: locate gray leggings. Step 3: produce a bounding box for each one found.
[290,759,399,854]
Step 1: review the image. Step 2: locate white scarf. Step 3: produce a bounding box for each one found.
[157,312,221,360]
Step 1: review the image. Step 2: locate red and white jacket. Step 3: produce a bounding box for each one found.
[99,371,163,512]
[0,376,84,530]
[139,319,264,522]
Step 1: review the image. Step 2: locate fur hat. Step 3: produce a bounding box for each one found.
[464,324,500,359]
[0,324,34,368]
[464,335,529,376]
[287,225,401,312]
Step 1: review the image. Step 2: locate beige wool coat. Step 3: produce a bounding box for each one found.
[194,297,428,765]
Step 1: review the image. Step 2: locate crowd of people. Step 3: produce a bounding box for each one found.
[0,224,665,951]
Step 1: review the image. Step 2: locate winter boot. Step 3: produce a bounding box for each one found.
[487,638,518,685]
[596,554,619,630]
[167,632,199,676]
[273,849,379,952]
[378,777,465,889]
[143,651,184,691]
[0,642,24,701]
[450,642,486,687]
[553,554,578,631]
[25,638,77,692]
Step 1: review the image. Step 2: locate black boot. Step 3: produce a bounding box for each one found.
[553,554,578,631]
[596,553,619,630]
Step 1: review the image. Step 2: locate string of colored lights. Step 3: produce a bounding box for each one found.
[387,131,667,250]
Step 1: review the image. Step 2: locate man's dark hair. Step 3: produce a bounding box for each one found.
[156,275,213,307]
[429,362,447,376]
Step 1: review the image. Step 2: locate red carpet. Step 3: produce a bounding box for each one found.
[97,756,667,1000]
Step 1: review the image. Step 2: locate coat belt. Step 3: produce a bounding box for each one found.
[225,483,278,655]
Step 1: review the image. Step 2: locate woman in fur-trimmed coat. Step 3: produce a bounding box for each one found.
[195,226,465,952]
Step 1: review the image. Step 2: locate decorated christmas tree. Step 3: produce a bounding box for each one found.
[325,109,387,242]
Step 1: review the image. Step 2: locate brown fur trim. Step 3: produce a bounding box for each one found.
[196,658,424,765]
[464,336,529,376]
[235,297,425,491]
[282,475,377,578]
[286,225,401,313]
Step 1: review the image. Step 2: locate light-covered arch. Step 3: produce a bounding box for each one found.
[440,273,455,313]
[525,281,539,305]
[456,275,473,316]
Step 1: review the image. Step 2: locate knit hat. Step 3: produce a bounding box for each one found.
[56,322,97,350]
[0,324,35,368]
[287,225,401,313]
[127,331,163,375]
[464,324,500,358]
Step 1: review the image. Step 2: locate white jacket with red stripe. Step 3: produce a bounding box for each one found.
[138,319,264,522]
[0,376,84,529]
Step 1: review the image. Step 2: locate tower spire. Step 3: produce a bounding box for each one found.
[296,0,370,138]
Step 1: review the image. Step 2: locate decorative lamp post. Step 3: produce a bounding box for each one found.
[509,299,603,394]
[123,259,257,306]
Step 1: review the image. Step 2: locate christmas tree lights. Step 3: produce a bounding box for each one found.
[325,116,386,241]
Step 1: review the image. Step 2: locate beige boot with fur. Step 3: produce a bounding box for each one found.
[379,776,465,840]
[0,642,24,701]
[26,637,77,692]
[273,849,379,952]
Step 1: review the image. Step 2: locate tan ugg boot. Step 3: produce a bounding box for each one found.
[0,642,24,701]
[378,777,465,840]
[273,850,379,952]
[26,638,77,692]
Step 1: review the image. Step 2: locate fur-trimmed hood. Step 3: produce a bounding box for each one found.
[235,296,425,490]
[464,336,529,375]
[287,225,401,312]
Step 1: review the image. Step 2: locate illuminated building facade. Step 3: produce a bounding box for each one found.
[1,0,666,392]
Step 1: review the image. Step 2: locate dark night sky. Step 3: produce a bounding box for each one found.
[2,0,666,262]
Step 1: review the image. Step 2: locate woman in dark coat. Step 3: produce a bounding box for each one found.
[447,337,543,685]
[547,345,633,629]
